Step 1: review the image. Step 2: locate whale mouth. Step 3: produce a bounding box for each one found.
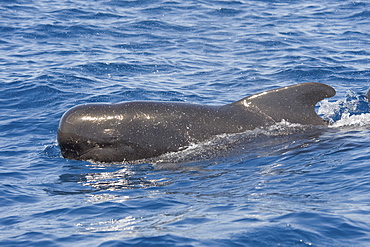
[58,138,94,160]
[78,147,126,163]
[57,130,95,160]
[58,130,139,162]
[58,136,118,162]
[59,140,115,162]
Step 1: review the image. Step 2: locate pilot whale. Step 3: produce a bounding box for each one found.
[57,82,335,163]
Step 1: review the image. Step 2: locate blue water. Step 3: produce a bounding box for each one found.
[2,0,370,246]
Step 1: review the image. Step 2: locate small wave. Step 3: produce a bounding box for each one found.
[348,10,370,19]
[75,62,177,77]
[208,8,244,17]
[131,20,193,32]
[42,143,61,158]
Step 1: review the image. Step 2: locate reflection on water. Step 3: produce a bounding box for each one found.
[54,162,174,197]
[76,215,136,233]
[87,193,130,204]
[80,166,173,191]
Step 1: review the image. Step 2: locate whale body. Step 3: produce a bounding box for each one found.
[57,82,335,163]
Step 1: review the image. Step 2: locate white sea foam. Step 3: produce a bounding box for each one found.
[318,96,370,128]
[330,112,370,128]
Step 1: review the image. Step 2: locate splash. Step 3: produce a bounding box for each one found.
[151,120,317,165]
[318,89,370,128]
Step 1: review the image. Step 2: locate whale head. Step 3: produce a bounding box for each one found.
[57,104,139,162]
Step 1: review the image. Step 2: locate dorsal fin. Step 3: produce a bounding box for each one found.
[230,82,336,125]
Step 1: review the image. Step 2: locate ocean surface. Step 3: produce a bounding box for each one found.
[2,0,370,246]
